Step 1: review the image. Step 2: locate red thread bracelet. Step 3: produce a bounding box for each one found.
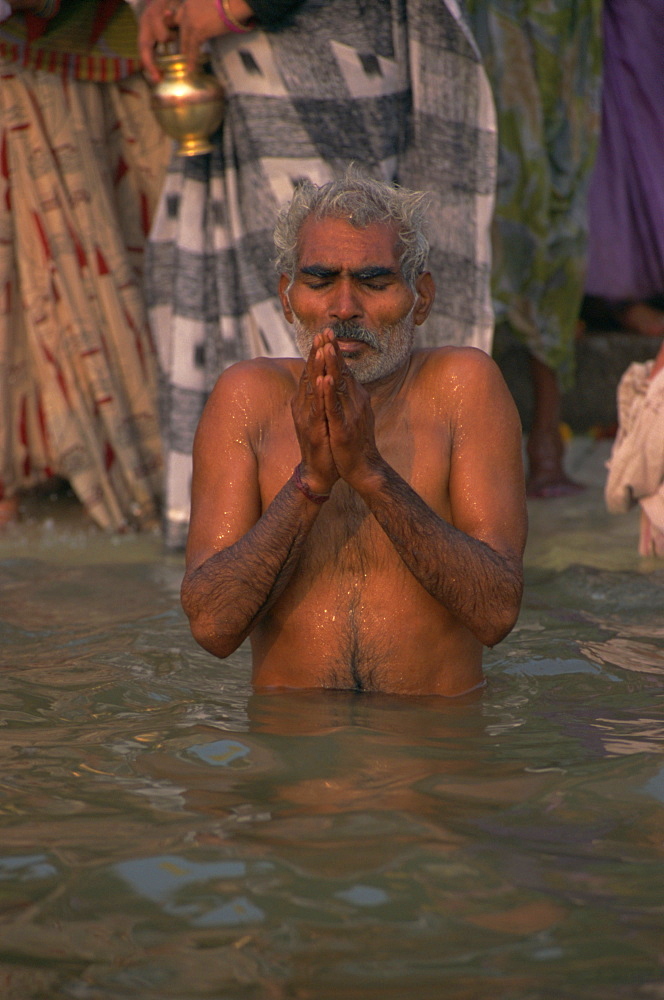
[216,0,253,33]
[293,465,330,505]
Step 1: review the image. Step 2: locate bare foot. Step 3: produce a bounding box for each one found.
[526,426,585,499]
[526,476,586,499]
[0,496,19,527]
[617,302,664,338]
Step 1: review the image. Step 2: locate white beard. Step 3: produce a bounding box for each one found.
[292,311,416,384]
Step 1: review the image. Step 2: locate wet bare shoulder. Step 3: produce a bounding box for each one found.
[201,356,302,429]
[209,356,302,401]
[415,345,501,381]
[409,347,508,416]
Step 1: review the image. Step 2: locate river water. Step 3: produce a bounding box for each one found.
[1,439,663,999]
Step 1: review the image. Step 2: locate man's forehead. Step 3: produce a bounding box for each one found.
[296,215,402,269]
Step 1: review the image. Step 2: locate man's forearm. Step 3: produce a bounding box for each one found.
[182,474,320,658]
[358,462,523,647]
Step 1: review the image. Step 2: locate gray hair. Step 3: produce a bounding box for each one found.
[274,169,430,289]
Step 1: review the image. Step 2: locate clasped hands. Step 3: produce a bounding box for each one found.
[291,330,381,496]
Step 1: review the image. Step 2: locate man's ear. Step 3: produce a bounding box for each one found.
[278,274,294,323]
[413,271,435,326]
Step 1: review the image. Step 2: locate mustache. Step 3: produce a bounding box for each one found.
[328,321,381,351]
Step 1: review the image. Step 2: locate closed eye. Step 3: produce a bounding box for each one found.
[353,267,397,289]
[362,278,390,290]
[303,278,333,289]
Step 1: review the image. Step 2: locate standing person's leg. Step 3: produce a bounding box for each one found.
[527,356,582,498]
[467,0,601,497]
[525,0,600,497]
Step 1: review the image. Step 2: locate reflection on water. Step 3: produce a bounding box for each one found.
[1,469,664,997]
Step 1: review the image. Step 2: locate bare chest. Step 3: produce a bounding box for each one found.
[255,399,453,524]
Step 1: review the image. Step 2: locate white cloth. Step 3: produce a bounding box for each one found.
[605,360,664,556]
[0,2,12,24]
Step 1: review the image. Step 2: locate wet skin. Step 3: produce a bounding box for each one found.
[182,218,527,697]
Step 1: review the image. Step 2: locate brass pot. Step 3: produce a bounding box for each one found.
[151,42,225,156]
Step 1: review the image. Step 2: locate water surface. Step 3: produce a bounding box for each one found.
[1,441,663,999]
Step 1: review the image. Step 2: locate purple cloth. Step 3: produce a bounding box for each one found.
[585,0,664,301]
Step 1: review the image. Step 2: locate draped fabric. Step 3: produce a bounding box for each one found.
[0,54,171,528]
[0,0,141,82]
[147,0,497,548]
[585,0,664,303]
[605,361,664,557]
[466,0,602,386]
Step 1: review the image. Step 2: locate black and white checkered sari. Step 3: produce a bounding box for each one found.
[147,0,497,548]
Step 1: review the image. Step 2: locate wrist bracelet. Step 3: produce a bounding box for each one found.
[216,0,253,33]
[293,464,330,505]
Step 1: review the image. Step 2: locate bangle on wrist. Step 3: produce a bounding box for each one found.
[293,464,330,505]
[216,0,254,33]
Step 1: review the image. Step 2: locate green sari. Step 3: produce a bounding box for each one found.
[465,0,602,385]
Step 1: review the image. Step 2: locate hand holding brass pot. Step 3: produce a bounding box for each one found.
[150,39,225,157]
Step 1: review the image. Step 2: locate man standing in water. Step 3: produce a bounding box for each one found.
[181,174,528,697]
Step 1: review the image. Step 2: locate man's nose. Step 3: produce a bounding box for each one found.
[329,278,362,320]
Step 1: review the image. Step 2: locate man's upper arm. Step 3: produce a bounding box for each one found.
[446,350,527,562]
[185,362,265,572]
